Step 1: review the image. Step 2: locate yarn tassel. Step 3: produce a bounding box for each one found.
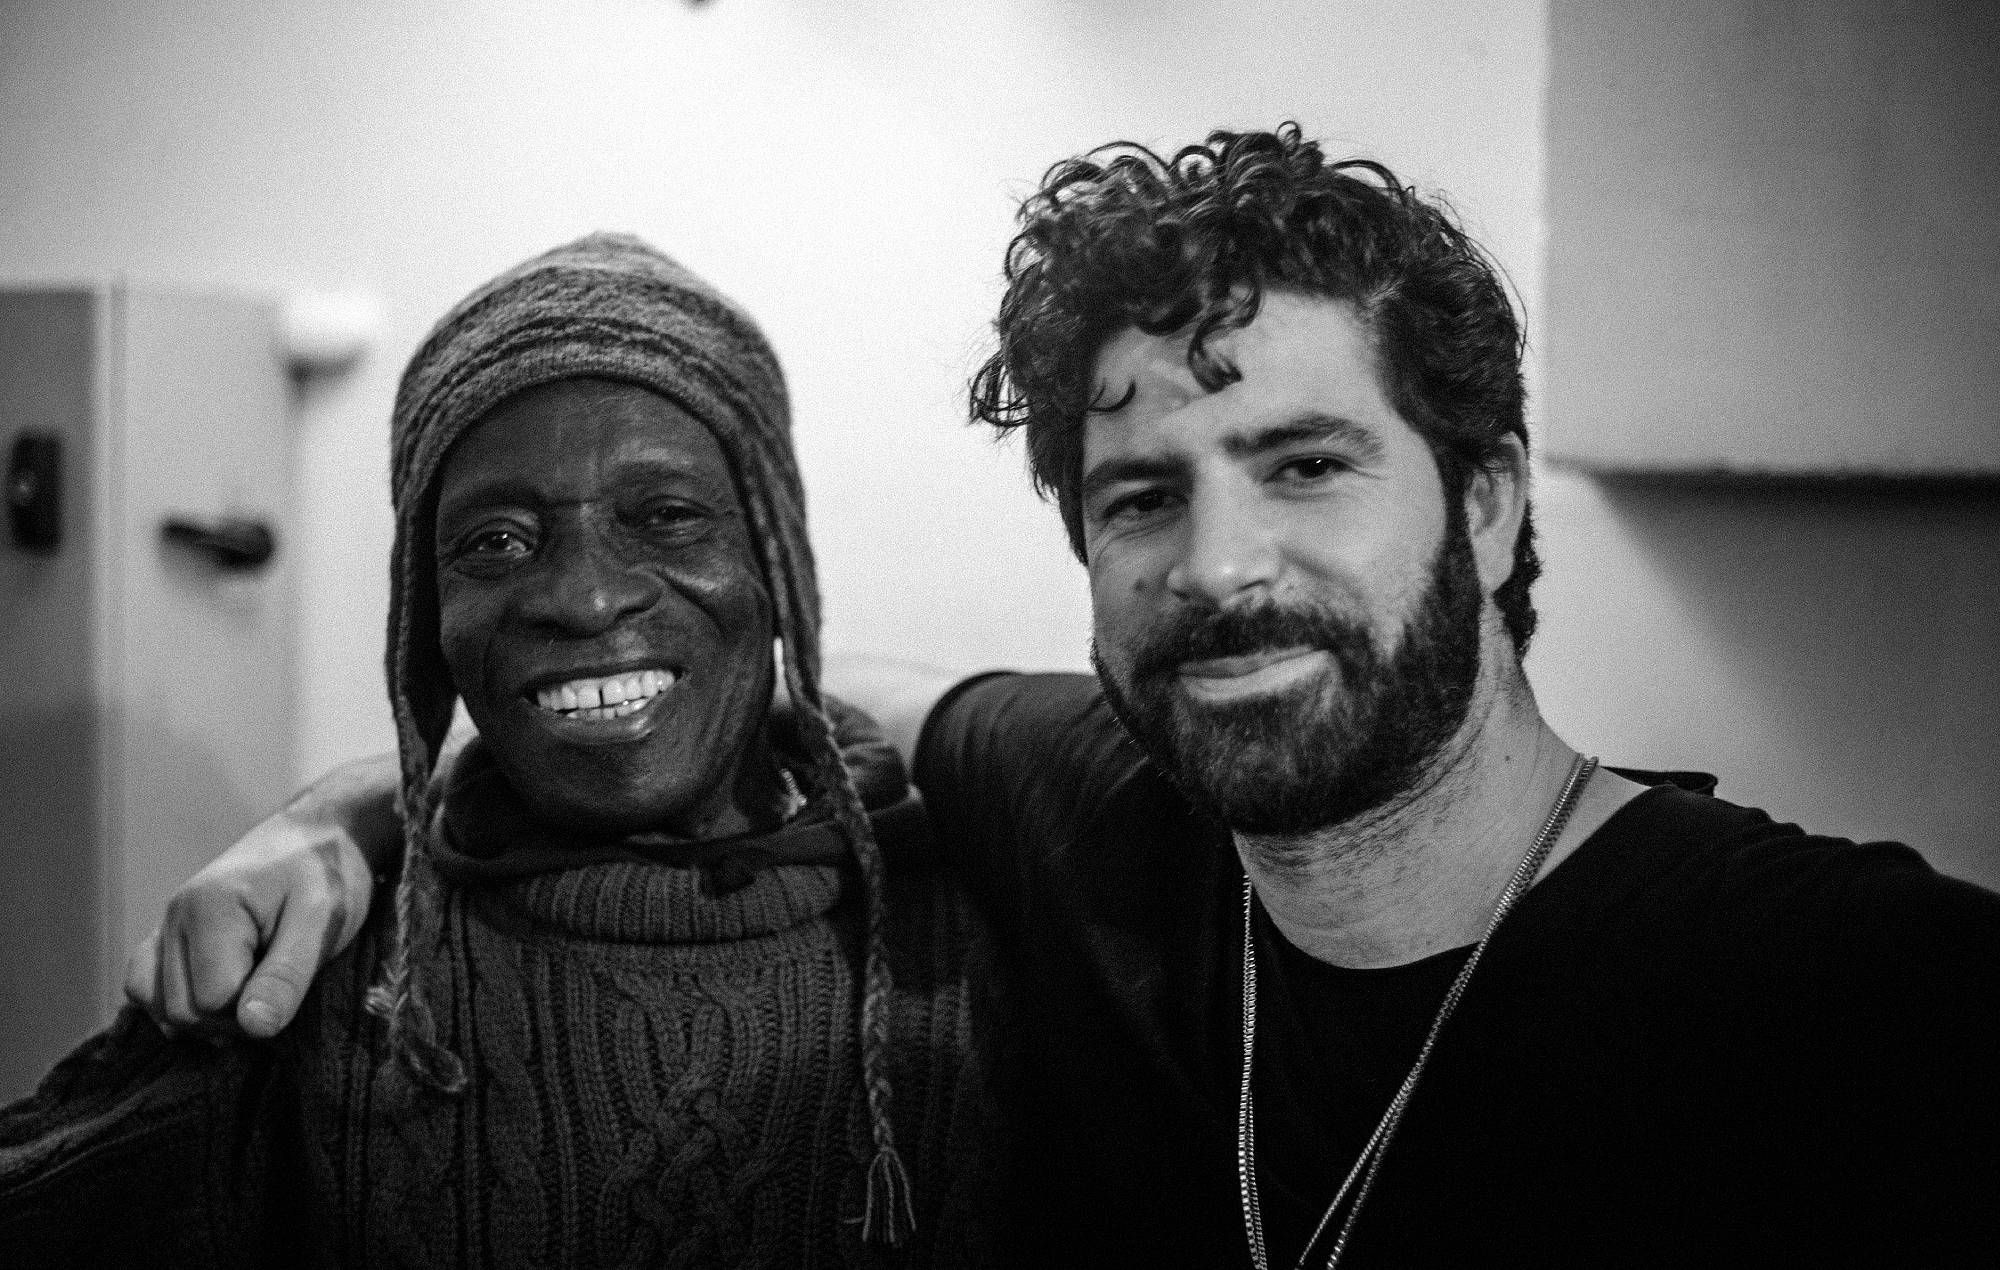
[864,1143,916,1248]
[363,773,467,1096]
[388,992,467,1094]
[774,623,920,1250]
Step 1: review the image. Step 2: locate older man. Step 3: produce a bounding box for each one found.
[130,128,2000,1267]
[1,235,995,1267]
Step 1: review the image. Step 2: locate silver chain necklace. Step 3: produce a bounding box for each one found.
[1237,754,1599,1270]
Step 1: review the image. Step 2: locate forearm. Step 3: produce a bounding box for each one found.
[289,720,479,874]
[283,749,404,874]
[124,738,442,1038]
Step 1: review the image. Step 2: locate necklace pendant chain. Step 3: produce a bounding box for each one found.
[1237,754,1600,1270]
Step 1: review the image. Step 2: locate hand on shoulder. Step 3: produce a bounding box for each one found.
[124,750,400,1038]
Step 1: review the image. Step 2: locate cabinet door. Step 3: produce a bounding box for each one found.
[0,286,297,1099]
[110,287,297,976]
[0,290,108,1100]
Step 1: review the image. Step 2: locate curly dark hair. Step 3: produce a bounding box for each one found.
[969,123,1539,654]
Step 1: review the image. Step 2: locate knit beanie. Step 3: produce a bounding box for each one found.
[366,232,914,1245]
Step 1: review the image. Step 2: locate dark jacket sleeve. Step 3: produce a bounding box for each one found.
[913,672,1152,926]
[0,1007,309,1269]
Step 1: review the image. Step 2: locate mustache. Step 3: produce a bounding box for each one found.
[1125,601,1377,685]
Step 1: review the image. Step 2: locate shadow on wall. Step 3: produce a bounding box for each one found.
[1558,474,2000,891]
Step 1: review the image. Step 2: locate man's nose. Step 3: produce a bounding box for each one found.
[520,525,663,635]
[1164,480,1283,608]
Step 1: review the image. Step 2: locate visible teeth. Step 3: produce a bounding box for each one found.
[534,668,675,716]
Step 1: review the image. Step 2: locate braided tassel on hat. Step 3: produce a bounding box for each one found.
[767,541,914,1247]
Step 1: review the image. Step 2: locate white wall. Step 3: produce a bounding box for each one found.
[0,0,1549,780]
[9,0,1992,892]
[1542,0,2000,474]
[1529,473,2000,889]
[1531,0,2000,890]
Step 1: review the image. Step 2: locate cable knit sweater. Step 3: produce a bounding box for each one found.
[0,787,1000,1269]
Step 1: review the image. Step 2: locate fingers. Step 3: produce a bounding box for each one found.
[236,893,338,1038]
[140,888,258,1035]
[123,928,166,1029]
[123,778,388,1041]
[156,904,201,1031]
[238,838,366,1037]
[186,890,264,1015]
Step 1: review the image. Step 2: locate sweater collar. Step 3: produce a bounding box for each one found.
[425,733,912,943]
[475,857,848,944]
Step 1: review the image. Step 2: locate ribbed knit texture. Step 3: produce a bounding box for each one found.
[292,835,994,1269]
[0,807,998,1268]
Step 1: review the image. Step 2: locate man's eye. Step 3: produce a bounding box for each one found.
[465,528,530,556]
[1276,455,1346,483]
[639,502,706,534]
[447,526,534,573]
[1100,488,1176,525]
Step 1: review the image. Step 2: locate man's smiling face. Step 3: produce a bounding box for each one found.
[1082,292,1495,835]
[433,377,775,839]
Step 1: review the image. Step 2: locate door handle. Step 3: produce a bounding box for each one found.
[7,432,61,553]
[161,516,276,570]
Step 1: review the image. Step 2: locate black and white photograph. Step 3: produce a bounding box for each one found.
[2,1,1996,1265]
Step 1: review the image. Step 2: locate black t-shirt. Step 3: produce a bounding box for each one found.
[915,672,2000,1268]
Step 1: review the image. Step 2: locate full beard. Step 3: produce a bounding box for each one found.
[1093,511,1485,838]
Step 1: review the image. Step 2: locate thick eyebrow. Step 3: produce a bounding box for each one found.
[1078,453,1190,511]
[1078,413,1387,512]
[1222,412,1386,464]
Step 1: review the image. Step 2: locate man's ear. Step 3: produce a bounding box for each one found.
[1463,435,1529,595]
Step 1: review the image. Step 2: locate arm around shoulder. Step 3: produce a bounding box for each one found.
[125,747,409,1039]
